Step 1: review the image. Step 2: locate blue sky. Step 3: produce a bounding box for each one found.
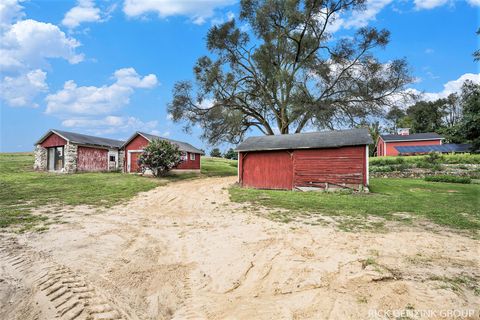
[0,0,478,152]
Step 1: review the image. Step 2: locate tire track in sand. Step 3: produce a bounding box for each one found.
[0,238,130,320]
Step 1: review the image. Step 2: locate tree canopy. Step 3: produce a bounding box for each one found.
[405,100,447,133]
[383,80,479,152]
[224,148,238,160]
[169,0,413,145]
[210,148,222,157]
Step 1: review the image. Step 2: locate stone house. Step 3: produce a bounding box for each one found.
[34,129,125,173]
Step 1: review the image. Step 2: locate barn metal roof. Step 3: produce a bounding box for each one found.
[126,132,205,154]
[235,129,373,152]
[380,132,443,142]
[35,129,125,149]
[395,144,472,154]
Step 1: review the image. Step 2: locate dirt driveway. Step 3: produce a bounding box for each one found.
[1,177,479,319]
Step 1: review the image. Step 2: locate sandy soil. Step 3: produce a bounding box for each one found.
[0,177,479,320]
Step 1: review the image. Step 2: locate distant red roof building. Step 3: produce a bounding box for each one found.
[122,132,204,173]
[377,131,444,157]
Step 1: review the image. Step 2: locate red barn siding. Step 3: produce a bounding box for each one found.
[40,133,67,148]
[378,137,442,156]
[241,150,293,189]
[293,147,365,188]
[177,152,201,170]
[124,134,149,172]
[77,146,108,172]
[129,152,142,173]
[377,137,384,157]
[239,146,367,190]
[123,133,201,172]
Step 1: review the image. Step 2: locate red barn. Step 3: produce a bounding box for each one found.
[377,132,443,156]
[122,132,204,173]
[235,129,372,191]
[34,129,125,173]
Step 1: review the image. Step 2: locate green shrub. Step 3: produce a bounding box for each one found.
[370,166,395,173]
[414,161,443,171]
[370,157,405,166]
[396,163,411,171]
[138,139,183,177]
[430,163,444,172]
[441,153,480,164]
[415,161,430,169]
[425,175,471,184]
[370,154,480,166]
[425,152,443,164]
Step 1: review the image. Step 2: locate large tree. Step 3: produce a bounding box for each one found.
[169,0,413,144]
[405,99,446,133]
[456,81,480,151]
[385,105,406,133]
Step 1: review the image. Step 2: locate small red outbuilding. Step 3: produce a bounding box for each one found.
[122,132,204,173]
[235,129,372,191]
[377,131,443,157]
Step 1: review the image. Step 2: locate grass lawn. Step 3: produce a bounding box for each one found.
[0,153,163,231]
[0,153,238,232]
[201,157,238,176]
[230,178,480,232]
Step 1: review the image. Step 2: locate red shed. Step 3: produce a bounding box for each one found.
[122,132,204,173]
[34,129,125,173]
[377,131,443,156]
[235,129,372,191]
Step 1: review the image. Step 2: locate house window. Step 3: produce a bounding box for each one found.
[190,153,195,160]
[109,155,116,162]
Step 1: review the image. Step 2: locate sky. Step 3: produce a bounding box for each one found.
[0,0,479,152]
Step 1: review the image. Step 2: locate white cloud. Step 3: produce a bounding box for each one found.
[414,0,450,10]
[211,10,234,25]
[62,0,101,29]
[149,129,170,137]
[343,0,393,29]
[322,0,392,33]
[414,0,479,9]
[420,73,480,101]
[62,115,158,135]
[198,98,215,109]
[0,1,85,108]
[0,0,24,28]
[113,67,158,88]
[0,69,48,107]
[123,0,236,24]
[1,19,84,72]
[45,68,158,115]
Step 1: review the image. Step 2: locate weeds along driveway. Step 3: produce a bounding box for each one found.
[1,176,479,320]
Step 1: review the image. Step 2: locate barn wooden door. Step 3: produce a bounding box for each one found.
[128,152,142,173]
[242,151,293,189]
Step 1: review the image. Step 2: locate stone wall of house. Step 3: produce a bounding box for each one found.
[34,145,47,171]
[64,144,78,173]
[118,150,125,172]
